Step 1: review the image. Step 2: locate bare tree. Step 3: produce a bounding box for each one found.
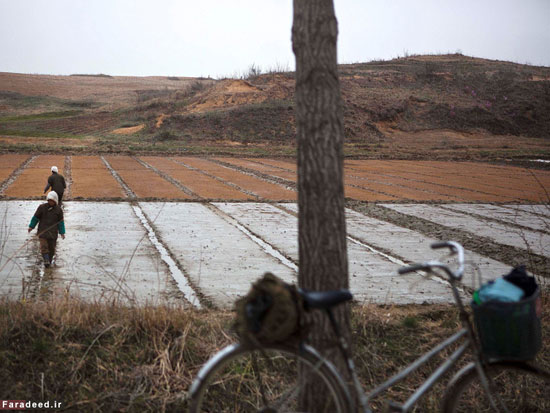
[292,0,351,407]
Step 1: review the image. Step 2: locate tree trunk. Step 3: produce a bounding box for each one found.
[292,0,351,409]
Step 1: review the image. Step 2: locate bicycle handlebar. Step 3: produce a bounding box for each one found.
[398,263,433,275]
[398,241,465,281]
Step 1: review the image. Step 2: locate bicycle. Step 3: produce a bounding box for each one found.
[188,241,550,412]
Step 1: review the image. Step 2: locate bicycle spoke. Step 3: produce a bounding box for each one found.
[189,344,349,412]
[444,362,550,412]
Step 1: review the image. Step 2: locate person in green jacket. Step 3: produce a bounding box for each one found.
[44,166,66,206]
[28,191,66,268]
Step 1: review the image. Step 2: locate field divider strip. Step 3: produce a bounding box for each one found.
[170,158,261,200]
[132,203,203,309]
[437,204,550,235]
[134,157,200,199]
[275,202,456,290]
[344,181,413,201]
[251,159,296,173]
[347,235,454,290]
[232,159,399,201]
[64,155,72,200]
[101,156,135,199]
[360,202,550,280]
[205,203,298,273]
[0,155,37,195]
[211,158,297,191]
[501,204,550,220]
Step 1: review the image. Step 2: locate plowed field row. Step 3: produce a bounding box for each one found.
[174,157,297,200]
[105,156,192,199]
[0,154,548,202]
[4,155,65,198]
[0,154,29,187]
[141,157,251,200]
[221,158,402,201]
[71,156,125,198]
[248,158,550,203]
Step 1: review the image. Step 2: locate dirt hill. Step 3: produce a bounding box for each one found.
[1,54,549,161]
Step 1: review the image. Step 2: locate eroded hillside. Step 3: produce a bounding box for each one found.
[1,54,549,161]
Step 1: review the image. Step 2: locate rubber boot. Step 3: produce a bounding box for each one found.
[42,253,51,268]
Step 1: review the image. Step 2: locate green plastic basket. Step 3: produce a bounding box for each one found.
[472,286,542,361]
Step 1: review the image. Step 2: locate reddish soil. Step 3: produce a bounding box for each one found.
[174,157,297,201]
[1,154,548,202]
[345,174,458,201]
[346,160,549,202]
[221,157,400,201]
[186,79,292,113]
[0,154,28,185]
[346,170,502,202]
[27,155,66,170]
[251,159,297,172]
[112,125,145,135]
[141,157,252,200]
[343,185,400,201]
[105,156,193,199]
[71,156,125,198]
[0,154,29,168]
[4,155,65,198]
[395,161,549,201]
[0,169,14,184]
[217,158,298,182]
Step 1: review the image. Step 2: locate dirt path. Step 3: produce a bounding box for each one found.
[0,155,35,195]
[64,156,72,200]
[101,156,135,198]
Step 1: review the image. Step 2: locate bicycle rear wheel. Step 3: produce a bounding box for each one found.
[188,342,352,413]
[442,361,550,412]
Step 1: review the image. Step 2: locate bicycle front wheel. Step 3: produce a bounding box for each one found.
[188,342,352,413]
[443,361,550,412]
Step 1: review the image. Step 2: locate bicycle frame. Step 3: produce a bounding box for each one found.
[188,241,528,412]
[324,241,499,413]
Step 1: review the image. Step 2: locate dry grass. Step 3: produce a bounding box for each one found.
[0,298,233,411]
[0,298,548,412]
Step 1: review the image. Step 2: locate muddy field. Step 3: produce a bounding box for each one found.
[6,199,545,309]
[1,154,549,308]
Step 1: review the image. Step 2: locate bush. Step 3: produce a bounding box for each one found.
[153,131,178,142]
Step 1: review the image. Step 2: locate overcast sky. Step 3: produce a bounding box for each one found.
[1,0,549,78]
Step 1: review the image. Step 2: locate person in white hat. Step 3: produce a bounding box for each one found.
[28,191,66,268]
[44,165,66,206]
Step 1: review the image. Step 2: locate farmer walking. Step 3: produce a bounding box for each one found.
[44,166,66,206]
[28,191,66,268]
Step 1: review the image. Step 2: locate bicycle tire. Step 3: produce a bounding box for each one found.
[442,361,550,412]
[188,342,352,413]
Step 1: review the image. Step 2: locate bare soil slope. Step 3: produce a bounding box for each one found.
[1,54,549,160]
